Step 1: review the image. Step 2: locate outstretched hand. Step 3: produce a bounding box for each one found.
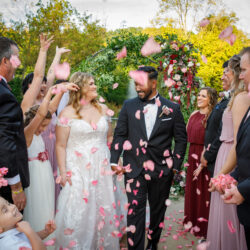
[40,33,54,52]
[56,46,71,55]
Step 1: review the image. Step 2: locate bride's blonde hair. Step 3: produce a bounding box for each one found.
[68,72,101,118]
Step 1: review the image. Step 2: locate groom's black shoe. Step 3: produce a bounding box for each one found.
[146,240,158,250]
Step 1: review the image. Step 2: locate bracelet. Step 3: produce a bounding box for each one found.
[12,187,23,195]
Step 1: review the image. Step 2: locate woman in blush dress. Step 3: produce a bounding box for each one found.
[55,72,120,250]
[184,87,217,238]
[207,55,249,250]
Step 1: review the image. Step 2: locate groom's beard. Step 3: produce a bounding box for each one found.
[137,89,153,101]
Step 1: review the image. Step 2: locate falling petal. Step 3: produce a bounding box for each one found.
[192,153,198,160]
[200,19,210,27]
[99,96,105,103]
[44,238,56,246]
[64,228,74,235]
[123,140,132,150]
[135,110,141,120]
[202,55,207,64]
[54,62,70,80]
[106,109,114,117]
[165,199,171,206]
[227,220,236,233]
[144,174,151,180]
[117,46,127,60]
[129,70,148,86]
[141,37,162,56]
[113,83,119,89]
[166,158,173,168]
[219,26,233,40]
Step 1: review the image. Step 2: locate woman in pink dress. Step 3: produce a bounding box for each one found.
[207,55,248,250]
[184,87,217,238]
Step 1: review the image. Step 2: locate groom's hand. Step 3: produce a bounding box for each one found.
[111,165,125,175]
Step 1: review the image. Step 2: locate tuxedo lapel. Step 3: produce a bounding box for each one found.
[138,99,148,139]
[0,79,11,91]
[237,107,250,144]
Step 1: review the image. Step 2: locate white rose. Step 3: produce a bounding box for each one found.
[174,74,181,81]
[188,61,194,67]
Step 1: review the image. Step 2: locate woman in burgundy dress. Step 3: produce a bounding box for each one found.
[184,87,217,238]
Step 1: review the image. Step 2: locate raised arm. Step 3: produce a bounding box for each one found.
[218,93,250,175]
[46,46,71,89]
[56,108,73,187]
[24,87,54,147]
[21,34,54,113]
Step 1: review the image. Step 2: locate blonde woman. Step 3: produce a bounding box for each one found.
[55,72,119,250]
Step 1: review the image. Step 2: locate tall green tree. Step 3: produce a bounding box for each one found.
[0,0,106,78]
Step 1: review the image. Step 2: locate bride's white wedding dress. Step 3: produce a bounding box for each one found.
[55,116,120,250]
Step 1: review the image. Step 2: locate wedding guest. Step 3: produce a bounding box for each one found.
[110,66,187,250]
[55,72,120,249]
[0,37,28,211]
[200,61,231,176]
[0,196,56,250]
[207,55,249,250]
[184,87,217,238]
[221,47,250,249]
[23,82,78,232]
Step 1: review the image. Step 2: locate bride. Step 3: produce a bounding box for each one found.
[55,72,120,250]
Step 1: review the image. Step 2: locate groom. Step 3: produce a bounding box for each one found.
[111,66,187,250]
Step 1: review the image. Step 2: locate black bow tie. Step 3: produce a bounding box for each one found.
[143,98,156,105]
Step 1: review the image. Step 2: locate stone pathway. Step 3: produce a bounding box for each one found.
[120,196,200,250]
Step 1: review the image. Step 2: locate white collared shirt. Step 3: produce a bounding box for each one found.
[0,228,31,250]
[0,75,7,83]
[143,93,159,139]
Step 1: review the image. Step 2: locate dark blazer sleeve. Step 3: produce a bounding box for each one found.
[237,178,250,203]
[0,84,19,178]
[110,101,129,164]
[172,105,187,171]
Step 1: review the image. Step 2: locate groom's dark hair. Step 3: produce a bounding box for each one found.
[0,37,18,63]
[138,66,158,80]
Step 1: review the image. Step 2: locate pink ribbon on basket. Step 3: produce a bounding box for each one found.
[28,150,49,162]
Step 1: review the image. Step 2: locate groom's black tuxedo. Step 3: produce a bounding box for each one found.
[111,94,187,249]
[0,79,29,201]
[111,95,187,178]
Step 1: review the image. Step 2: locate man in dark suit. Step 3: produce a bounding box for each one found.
[222,47,250,249]
[201,60,232,176]
[0,37,29,211]
[110,66,187,250]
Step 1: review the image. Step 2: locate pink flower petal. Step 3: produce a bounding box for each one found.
[219,26,233,40]
[200,19,210,27]
[44,238,56,246]
[165,199,171,206]
[128,238,134,246]
[99,96,105,103]
[227,220,236,233]
[166,158,173,168]
[197,217,208,222]
[143,160,155,171]
[64,228,74,235]
[92,180,98,186]
[74,151,82,157]
[133,189,138,196]
[136,180,140,187]
[202,55,207,64]
[144,174,151,180]
[172,234,179,240]
[10,55,21,68]
[59,117,69,125]
[141,37,162,56]
[196,188,201,195]
[117,46,127,60]
[135,110,141,120]
[91,147,98,153]
[192,153,198,160]
[159,222,165,228]
[113,83,119,89]
[54,62,70,80]
[106,109,114,117]
[123,140,132,150]
[99,206,106,217]
[129,70,148,86]
[132,200,138,206]
[184,221,193,230]
[159,170,163,178]
[225,33,236,46]
[163,149,170,157]
[68,240,76,248]
[115,143,119,150]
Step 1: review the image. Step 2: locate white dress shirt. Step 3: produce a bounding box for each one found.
[0,228,31,250]
[144,101,158,139]
[0,74,21,185]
